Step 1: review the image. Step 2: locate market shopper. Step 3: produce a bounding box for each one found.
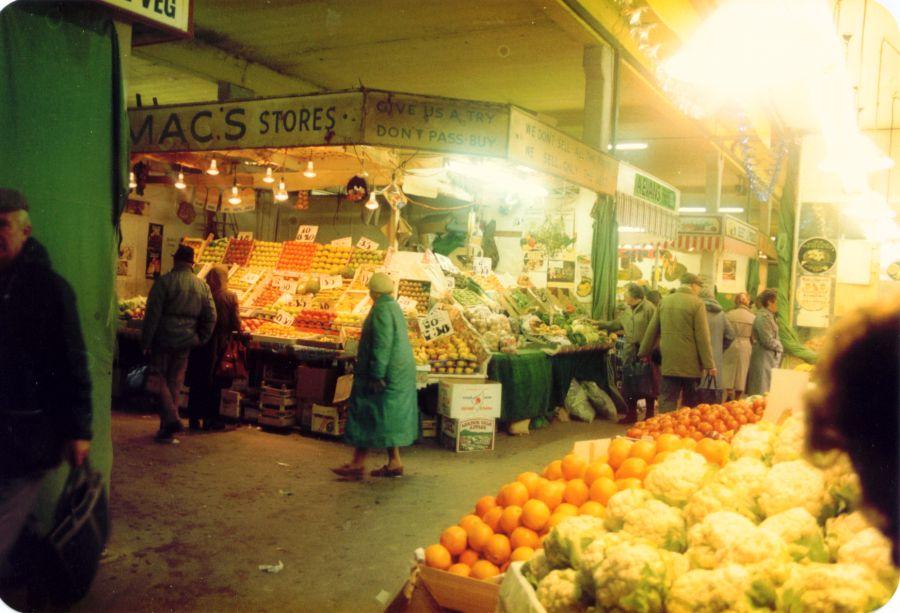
[142,244,216,443]
[745,289,783,396]
[695,285,735,404]
[638,273,716,412]
[332,273,418,480]
[0,189,92,573]
[722,292,756,400]
[600,283,657,424]
[186,265,241,431]
[806,296,899,563]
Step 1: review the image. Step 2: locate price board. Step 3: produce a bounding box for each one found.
[331,236,352,247]
[397,296,418,312]
[357,236,379,250]
[434,252,459,273]
[296,225,319,242]
[319,274,343,290]
[274,310,295,327]
[276,279,298,294]
[237,231,254,241]
[241,272,261,285]
[473,256,492,276]
[417,309,454,343]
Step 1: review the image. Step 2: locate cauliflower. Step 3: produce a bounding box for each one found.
[523,548,552,588]
[593,541,670,612]
[715,457,769,500]
[757,460,825,519]
[622,499,687,552]
[643,450,714,508]
[759,508,829,563]
[837,527,900,591]
[811,450,862,519]
[667,565,775,613]
[824,510,873,560]
[577,531,645,588]
[535,569,588,613]
[730,422,778,464]
[778,563,892,612]
[660,550,690,585]
[686,511,789,571]
[684,482,761,526]
[543,516,607,569]
[604,488,655,531]
[772,411,806,464]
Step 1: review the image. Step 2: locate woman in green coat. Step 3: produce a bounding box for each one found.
[332,273,418,480]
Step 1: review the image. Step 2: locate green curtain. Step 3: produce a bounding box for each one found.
[0,3,127,529]
[746,258,760,296]
[591,195,618,320]
[775,143,818,364]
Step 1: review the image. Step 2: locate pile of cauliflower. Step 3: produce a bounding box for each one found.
[521,411,898,612]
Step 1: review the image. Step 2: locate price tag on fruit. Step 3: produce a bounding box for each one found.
[276,279,298,294]
[357,236,379,251]
[397,296,418,312]
[274,310,295,327]
[331,236,352,247]
[473,256,492,276]
[237,231,254,241]
[319,274,343,290]
[296,225,318,242]
[417,309,454,343]
[434,252,459,273]
[241,272,261,285]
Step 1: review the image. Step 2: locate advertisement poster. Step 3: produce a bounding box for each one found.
[145,223,164,279]
[722,259,737,281]
[547,259,575,286]
[576,256,593,304]
[523,248,547,273]
[798,237,837,274]
[795,275,833,328]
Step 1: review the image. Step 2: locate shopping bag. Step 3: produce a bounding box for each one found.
[216,338,248,379]
[695,374,723,405]
[125,365,149,392]
[622,360,655,399]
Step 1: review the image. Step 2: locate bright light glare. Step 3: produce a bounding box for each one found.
[843,191,896,221]
[619,226,647,233]
[719,207,745,213]
[447,160,548,198]
[609,142,649,151]
[679,207,707,213]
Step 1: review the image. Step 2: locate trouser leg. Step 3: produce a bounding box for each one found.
[166,350,189,424]
[682,378,700,408]
[659,377,682,413]
[645,397,656,418]
[152,352,178,428]
[0,474,44,579]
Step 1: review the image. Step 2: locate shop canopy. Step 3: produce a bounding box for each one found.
[615,162,679,242]
[676,214,760,257]
[128,88,619,197]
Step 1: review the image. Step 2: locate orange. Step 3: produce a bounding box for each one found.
[629,440,657,462]
[424,544,452,570]
[615,477,643,491]
[499,505,523,535]
[460,514,483,532]
[564,478,590,507]
[534,480,565,511]
[509,527,540,550]
[583,461,615,485]
[483,533,511,566]
[695,438,719,464]
[511,546,535,562]
[470,560,500,580]
[608,438,634,470]
[579,501,605,517]
[482,507,504,532]
[652,451,672,464]
[475,495,498,517]
[542,459,564,481]
[589,477,618,505]
[681,437,697,450]
[656,433,682,452]
[555,502,579,517]
[537,533,548,548]
[468,522,493,552]
[561,454,588,480]
[521,499,551,531]
[440,526,468,556]
[593,453,609,465]
[448,563,471,577]
[500,481,530,508]
[615,457,649,481]
[458,549,479,567]
[516,471,542,496]
[547,512,569,529]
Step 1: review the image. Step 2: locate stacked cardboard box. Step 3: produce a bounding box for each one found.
[437,381,502,452]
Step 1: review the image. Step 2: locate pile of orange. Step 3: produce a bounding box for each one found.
[626,398,765,442]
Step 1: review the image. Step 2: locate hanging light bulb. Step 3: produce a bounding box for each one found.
[174,171,186,190]
[263,166,275,184]
[128,171,137,189]
[303,160,317,178]
[275,178,289,202]
[228,183,241,206]
[207,159,219,175]
[365,191,379,210]
[360,166,369,178]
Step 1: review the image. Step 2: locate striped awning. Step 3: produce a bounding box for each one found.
[616,193,678,241]
[676,234,723,252]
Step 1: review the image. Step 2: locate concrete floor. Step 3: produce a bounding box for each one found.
[74,411,624,613]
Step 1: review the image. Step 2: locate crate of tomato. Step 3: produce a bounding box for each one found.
[293,309,337,335]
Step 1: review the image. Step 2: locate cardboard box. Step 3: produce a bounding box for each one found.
[421,417,438,439]
[219,390,242,419]
[297,403,313,431]
[296,365,340,403]
[259,408,296,428]
[243,402,260,423]
[438,381,502,420]
[261,385,296,408]
[440,416,495,452]
[311,403,347,436]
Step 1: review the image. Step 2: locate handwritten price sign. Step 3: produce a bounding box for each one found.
[319,275,343,290]
[237,231,254,241]
[276,279,298,294]
[296,225,318,242]
[274,310,295,327]
[241,272,261,285]
[397,296,418,312]
[357,236,379,251]
[473,256,492,276]
[417,310,454,343]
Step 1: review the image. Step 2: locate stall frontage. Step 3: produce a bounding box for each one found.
[117,88,629,445]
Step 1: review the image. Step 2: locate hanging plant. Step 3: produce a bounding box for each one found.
[524,219,575,257]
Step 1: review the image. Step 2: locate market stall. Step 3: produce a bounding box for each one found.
[674,213,761,297]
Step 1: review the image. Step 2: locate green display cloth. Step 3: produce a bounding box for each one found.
[591,195,618,320]
[0,3,126,530]
[747,258,761,296]
[487,349,552,423]
[550,349,625,413]
[776,145,818,364]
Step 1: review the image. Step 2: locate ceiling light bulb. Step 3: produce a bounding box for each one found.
[228,184,241,205]
[174,171,186,190]
[360,167,369,177]
[303,161,317,178]
[263,166,275,184]
[207,159,219,176]
[275,179,289,202]
[128,171,137,189]
[365,192,379,210]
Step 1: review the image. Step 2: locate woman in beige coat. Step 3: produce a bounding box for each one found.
[722,293,756,400]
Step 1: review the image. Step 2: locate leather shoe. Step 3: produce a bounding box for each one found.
[370,465,404,478]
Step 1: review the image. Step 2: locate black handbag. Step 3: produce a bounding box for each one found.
[622,359,655,399]
[695,374,723,405]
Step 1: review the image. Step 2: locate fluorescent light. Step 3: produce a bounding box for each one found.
[619,226,647,233]
[679,207,707,213]
[613,142,649,151]
[719,207,745,213]
[447,160,548,198]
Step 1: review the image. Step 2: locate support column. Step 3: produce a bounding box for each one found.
[582,44,615,151]
[706,151,724,214]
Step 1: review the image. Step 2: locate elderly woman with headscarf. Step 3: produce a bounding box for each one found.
[332,273,418,480]
[722,292,756,400]
[186,264,241,431]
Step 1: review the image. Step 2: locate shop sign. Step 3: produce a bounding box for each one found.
[795,275,832,328]
[93,0,192,37]
[330,237,352,247]
[508,107,617,196]
[418,309,454,343]
[617,164,679,211]
[274,310,295,327]
[296,225,318,242]
[129,92,364,152]
[356,236,379,251]
[472,256,492,276]
[363,91,508,158]
[678,215,721,235]
[798,238,837,274]
[723,217,757,246]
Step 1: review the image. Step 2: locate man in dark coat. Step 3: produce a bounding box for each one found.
[0,188,92,573]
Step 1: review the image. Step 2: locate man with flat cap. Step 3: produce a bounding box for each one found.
[0,188,93,573]
[142,243,216,443]
[638,272,717,412]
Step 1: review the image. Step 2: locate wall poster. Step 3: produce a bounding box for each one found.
[145,223,164,279]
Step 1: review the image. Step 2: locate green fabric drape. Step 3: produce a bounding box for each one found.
[747,258,761,296]
[591,195,618,320]
[775,144,818,364]
[487,349,553,423]
[0,3,126,529]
